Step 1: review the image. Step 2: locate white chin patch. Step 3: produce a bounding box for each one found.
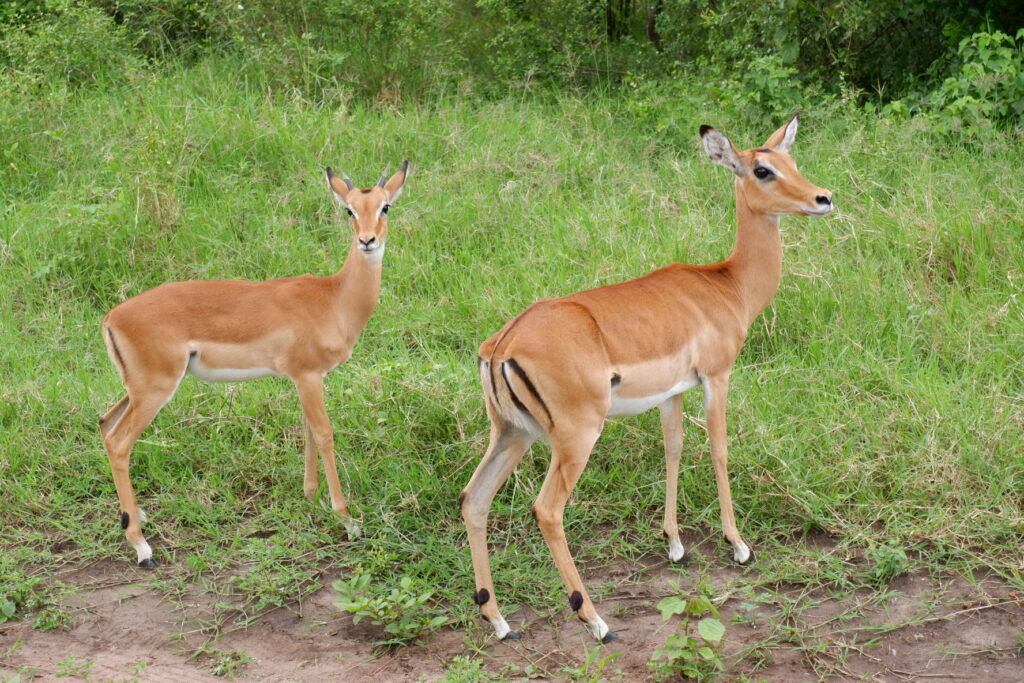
[361,244,385,263]
[667,537,686,562]
[733,543,752,564]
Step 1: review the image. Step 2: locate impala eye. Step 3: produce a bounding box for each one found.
[381,204,390,215]
[345,207,354,217]
[753,166,773,180]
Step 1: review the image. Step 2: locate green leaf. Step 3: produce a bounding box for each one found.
[698,617,725,643]
[657,596,686,620]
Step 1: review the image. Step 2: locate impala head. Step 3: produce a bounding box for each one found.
[700,116,832,218]
[326,160,409,261]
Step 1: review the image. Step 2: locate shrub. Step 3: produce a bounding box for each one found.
[0,1,141,91]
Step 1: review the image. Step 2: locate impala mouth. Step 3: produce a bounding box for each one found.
[803,205,833,216]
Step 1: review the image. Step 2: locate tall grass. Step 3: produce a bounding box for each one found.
[1,56,1022,625]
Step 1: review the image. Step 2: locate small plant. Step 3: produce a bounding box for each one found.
[648,591,726,682]
[0,570,74,632]
[55,653,93,679]
[562,641,622,682]
[432,655,501,683]
[333,573,447,648]
[204,648,253,679]
[864,542,911,587]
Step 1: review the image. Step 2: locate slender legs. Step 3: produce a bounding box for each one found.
[303,417,319,500]
[460,425,534,640]
[659,394,687,562]
[294,375,359,536]
[100,386,176,567]
[534,425,616,642]
[702,374,753,565]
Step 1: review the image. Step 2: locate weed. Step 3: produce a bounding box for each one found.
[561,641,623,682]
[333,573,447,648]
[865,543,911,587]
[649,591,727,682]
[432,655,501,683]
[54,653,93,678]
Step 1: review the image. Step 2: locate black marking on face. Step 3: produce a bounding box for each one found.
[99,416,105,425]
[506,358,554,425]
[569,590,584,611]
[611,374,621,388]
[473,588,490,605]
[699,125,714,137]
[360,188,371,194]
[121,512,129,529]
[755,148,773,153]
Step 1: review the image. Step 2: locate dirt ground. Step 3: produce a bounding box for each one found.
[2,542,1022,682]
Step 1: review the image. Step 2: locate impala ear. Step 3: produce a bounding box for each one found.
[763,114,798,153]
[700,126,744,175]
[326,167,354,204]
[383,159,409,203]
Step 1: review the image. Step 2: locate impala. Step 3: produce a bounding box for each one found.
[460,117,832,642]
[99,161,409,567]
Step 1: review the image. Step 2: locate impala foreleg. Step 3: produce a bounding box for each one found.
[534,428,617,643]
[101,388,173,568]
[295,376,358,536]
[703,375,753,565]
[659,394,687,563]
[302,417,319,500]
[460,425,532,641]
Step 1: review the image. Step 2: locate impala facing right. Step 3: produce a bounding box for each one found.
[460,116,832,642]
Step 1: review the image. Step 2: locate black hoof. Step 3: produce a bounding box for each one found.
[502,631,521,641]
[138,558,158,569]
[738,549,756,567]
[672,552,693,566]
[601,630,619,644]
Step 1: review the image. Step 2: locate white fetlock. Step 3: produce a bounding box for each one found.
[667,537,686,562]
[343,519,362,539]
[133,540,153,564]
[491,616,513,640]
[587,616,610,641]
[733,542,752,564]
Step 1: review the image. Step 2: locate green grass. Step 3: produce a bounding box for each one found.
[1,55,1022,641]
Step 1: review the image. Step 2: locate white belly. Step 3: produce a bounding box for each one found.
[607,377,700,418]
[186,355,279,383]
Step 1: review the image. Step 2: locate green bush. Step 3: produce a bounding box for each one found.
[886,28,1024,133]
[0,1,141,91]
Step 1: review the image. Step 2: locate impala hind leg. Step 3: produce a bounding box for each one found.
[460,423,533,640]
[535,425,617,643]
[295,375,358,537]
[101,386,176,567]
[703,374,753,565]
[659,394,687,563]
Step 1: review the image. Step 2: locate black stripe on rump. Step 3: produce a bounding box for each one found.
[500,363,532,417]
[506,358,554,426]
[107,327,128,381]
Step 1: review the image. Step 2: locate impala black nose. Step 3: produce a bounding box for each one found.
[359,236,377,248]
[816,195,832,206]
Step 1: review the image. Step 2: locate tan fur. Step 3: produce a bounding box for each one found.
[461,118,832,641]
[99,162,409,565]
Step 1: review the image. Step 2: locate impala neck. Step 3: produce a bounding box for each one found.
[724,180,783,327]
[331,238,383,334]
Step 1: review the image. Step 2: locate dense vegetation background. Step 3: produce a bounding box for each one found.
[1,0,1022,673]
